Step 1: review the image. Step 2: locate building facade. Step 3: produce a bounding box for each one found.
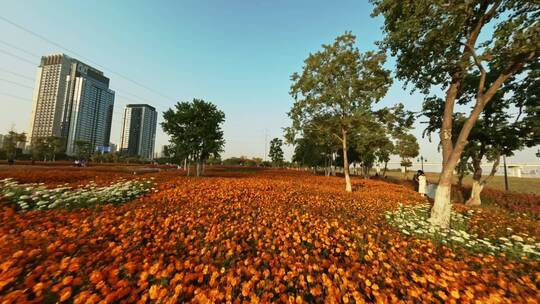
[28,54,115,156]
[120,104,157,159]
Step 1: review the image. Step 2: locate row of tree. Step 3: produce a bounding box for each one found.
[0,132,154,164]
[287,0,539,228]
[286,33,420,192]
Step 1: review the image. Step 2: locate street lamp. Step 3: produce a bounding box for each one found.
[417,156,427,171]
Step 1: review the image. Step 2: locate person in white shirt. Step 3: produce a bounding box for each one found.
[417,170,427,197]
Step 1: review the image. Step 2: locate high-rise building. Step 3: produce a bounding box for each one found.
[28,53,115,156]
[120,104,157,159]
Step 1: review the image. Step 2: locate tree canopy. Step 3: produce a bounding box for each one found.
[161,99,225,176]
[289,32,392,192]
[268,138,284,166]
[372,0,540,227]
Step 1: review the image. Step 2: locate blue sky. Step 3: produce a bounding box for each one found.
[0,0,537,167]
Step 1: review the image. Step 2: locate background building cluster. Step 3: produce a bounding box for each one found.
[25,53,157,160]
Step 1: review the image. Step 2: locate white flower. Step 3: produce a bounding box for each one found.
[510,235,524,242]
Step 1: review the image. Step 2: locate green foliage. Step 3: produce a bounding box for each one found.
[291,136,328,168]
[288,33,392,187]
[31,136,64,161]
[3,131,26,160]
[371,0,539,93]
[289,32,391,138]
[422,60,539,184]
[268,138,284,166]
[74,140,93,161]
[161,99,225,173]
[394,133,419,168]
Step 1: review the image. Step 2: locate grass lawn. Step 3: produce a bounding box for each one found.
[381,170,540,195]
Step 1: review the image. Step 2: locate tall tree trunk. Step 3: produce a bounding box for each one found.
[432,99,493,226]
[187,160,191,176]
[383,161,388,177]
[341,128,352,193]
[196,161,201,177]
[431,54,525,227]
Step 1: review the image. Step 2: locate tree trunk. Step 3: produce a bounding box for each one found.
[430,179,452,228]
[465,180,484,206]
[466,153,500,206]
[196,161,201,177]
[431,99,488,227]
[465,159,483,205]
[383,161,388,177]
[341,128,352,193]
[187,161,191,176]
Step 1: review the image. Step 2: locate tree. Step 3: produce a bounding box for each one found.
[45,136,64,161]
[161,99,225,176]
[372,0,539,227]
[3,131,26,161]
[291,136,327,171]
[423,68,539,206]
[268,138,284,166]
[74,140,93,161]
[30,137,48,161]
[375,138,394,177]
[394,133,419,178]
[286,117,341,177]
[374,103,416,177]
[289,32,392,192]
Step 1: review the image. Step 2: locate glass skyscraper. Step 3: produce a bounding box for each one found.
[120,104,157,160]
[28,54,115,156]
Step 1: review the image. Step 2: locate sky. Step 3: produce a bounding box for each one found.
[0,0,538,168]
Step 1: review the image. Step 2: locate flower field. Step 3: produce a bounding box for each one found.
[0,167,539,303]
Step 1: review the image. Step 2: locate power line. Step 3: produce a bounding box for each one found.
[0,77,34,89]
[0,66,35,82]
[0,15,177,105]
[0,48,37,66]
[0,38,41,59]
[0,91,31,102]
[0,48,170,113]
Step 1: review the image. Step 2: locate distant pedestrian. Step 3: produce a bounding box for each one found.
[412,170,420,191]
[417,170,427,197]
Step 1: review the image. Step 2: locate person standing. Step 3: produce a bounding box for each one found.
[412,170,420,191]
[418,170,427,197]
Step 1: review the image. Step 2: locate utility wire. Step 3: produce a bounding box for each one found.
[0,47,170,114]
[0,48,37,66]
[0,15,177,105]
[0,38,41,59]
[0,66,35,82]
[0,41,172,113]
[0,91,31,102]
[0,77,34,89]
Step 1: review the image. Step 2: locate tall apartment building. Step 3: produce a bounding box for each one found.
[28,54,115,156]
[120,104,157,159]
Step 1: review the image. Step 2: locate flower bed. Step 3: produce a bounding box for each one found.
[0,171,538,303]
[385,203,540,259]
[0,178,154,210]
